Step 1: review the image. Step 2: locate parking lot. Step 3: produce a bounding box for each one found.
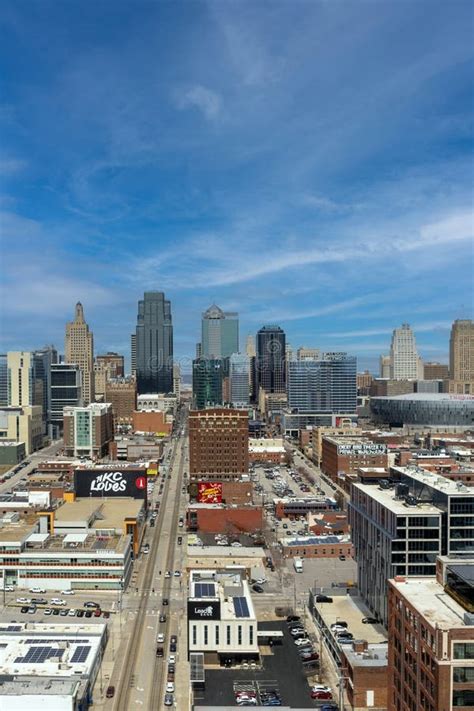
[195,621,330,708]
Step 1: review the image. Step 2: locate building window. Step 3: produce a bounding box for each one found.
[204,625,208,646]
[453,667,474,683]
[238,625,242,645]
[454,643,474,660]
[249,625,254,646]
[192,625,197,645]
[215,625,219,646]
[227,625,231,645]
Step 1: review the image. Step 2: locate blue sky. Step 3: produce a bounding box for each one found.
[1,0,473,373]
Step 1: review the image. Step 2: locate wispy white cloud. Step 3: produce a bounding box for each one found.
[174,85,222,120]
[325,321,453,339]
[0,158,27,175]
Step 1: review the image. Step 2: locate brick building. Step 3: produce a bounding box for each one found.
[105,378,136,428]
[63,403,114,458]
[186,504,263,535]
[248,437,287,464]
[321,436,388,484]
[281,535,353,559]
[388,571,474,711]
[341,641,388,711]
[132,409,172,435]
[189,408,249,480]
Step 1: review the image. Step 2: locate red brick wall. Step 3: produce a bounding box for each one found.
[191,507,263,534]
[281,542,353,558]
[132,410,172,435]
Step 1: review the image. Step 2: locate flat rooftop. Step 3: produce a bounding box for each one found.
[343,642,388,668]
[352,483,441,515]
[314,594,388,645]
[54,497,144,527]
[189,572,256,622]
[0,678,79,697]
[394,465,472,494]
[390,577,471,628]
[0,521,37,544]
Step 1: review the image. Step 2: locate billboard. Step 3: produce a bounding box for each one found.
[197,482,223,504]
[187,600,221,621]
[337,443,387,456]
[74,469,147,499]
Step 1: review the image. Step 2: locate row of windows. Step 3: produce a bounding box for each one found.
[191,624,254,647]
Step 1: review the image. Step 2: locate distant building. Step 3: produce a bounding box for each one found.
[135,291,173,395]
[245,334,256,358]
[256,325,286,395]
[389,323,422,380]
[189,408,249,480]
[229,353,250,407]
[201,304,239,359]
[0,406,43,454]
[369,378,415,397]
[357,370,373,394]
[0,354,7,406]
[192,358,224,409]
[50,362,82,435]
[321,436,388,486]
[379,355,391,379]
[65,302,94,404]
[287,353,357,414]
[130,333,137,376]
[132,409,172,435]
[95,352,124,378]
[105,378,136,428]
[370,392,474,427]
[63,402,114,458]
[423,361,449,380]
[173,362,181,399]
[449,319,474,394]
[297,347,320,361]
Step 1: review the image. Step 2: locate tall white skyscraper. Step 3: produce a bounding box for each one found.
[65,302,94,404]
[229,353,250,408]
[389,324,421,380]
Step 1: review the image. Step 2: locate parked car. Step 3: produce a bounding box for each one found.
[164,694,174,707]
[177,536,182,545]
[16,597,30,604]
[51,598,66,606]
[166,682,175,693]
[339,555,346,561]
[61,590,75,595]
[106,686,115,698]
[68,609,76,616]
[43,608,52,615]
[94,608,101,617]
[330,621,348,629]
[84,610,92,617]
[168,654,176,664]
[76,609,85,617]
[362,617,379,624]
[52,608,60,615]
[286,615,301,623]
[83,601,100,608]
[165,571,171,578]
[4,585,14,592]
[174,570,181,577]
[156,647,164,657]
[27,606,37,614]
[252,584,264,593]
[170,635,177,645]
[315,595,333,603]
[157,632,165,643]
[311,690,333,700]
[163,598,169,606]
[30,597,48,605]
[29,587,46,594]
[170,642,177,652]
[320,705,339,711]
[159,613,167,623]
[20,606,29,613]
[294,638,312,647]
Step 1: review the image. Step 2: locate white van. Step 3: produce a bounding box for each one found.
[293,557,303,573]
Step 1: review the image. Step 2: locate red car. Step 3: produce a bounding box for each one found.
[311,690,332,700]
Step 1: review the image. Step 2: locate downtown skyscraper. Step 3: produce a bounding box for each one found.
[256,325,286,394]
[65,302,94,405]
[201,304,239,359]
[135,291,173,394]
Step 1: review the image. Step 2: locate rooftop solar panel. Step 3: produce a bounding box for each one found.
[71,645,91,663]
[233,596,250,618]
[18,646,64,664]
[194,582,215,598]
[0,626,22,632]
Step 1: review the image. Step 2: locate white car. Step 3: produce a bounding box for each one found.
[68,609,77,616]
[255,578,266,585]
[17,597,30,604]
[168,655,176,664]
[157,633,165,643]
[166,682,175,693]
[4,585,14,592]
[43,608,52,615]
[312,685,332,693]
[29,587,46,594]
[61,590,75,595]
[294,637,311,646]
[50,598,66,606]
[231,541,242,548]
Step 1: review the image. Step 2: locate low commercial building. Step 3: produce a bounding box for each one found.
[274,496,338,519]
[321,437,388,485]
[54,494,145,560]
[186,504,263,535]
[388,573,474,711]
[0,622,107,710]
[248,437,287,464]
[308,511,349,536]
[132,409,172,435]
[0,519,132,590]
[341,641,388,711]
[310,424,363,465]
[0,441,26,465]
[281,534,353,559]
[187,569,258,663]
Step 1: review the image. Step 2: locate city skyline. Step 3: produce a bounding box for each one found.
[1,1,473,370]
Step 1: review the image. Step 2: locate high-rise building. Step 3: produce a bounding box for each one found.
[63,402,114,458]
[449,319,474,394]
[349,466,474,626]
[229,353,250,408]
[135,291,173,395]
[105,378,136,429]
[287,353,357,413]
[389,323,421,380]
[50,363,82,435]
[65,302,94,404]
[379,355,391,378]
[357,370,373,394]
[95,352,124,378]
[130,334,137,377]
[189,407,249,480]
[33,345,57,432]
[388,567,474,711]
[285,343,295,363]
[245,334,256,358]
[192,358,224,410]
[201,304,239,359]
[173,363,181,399]
[256,325,286,395]
[0,355,7,407]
